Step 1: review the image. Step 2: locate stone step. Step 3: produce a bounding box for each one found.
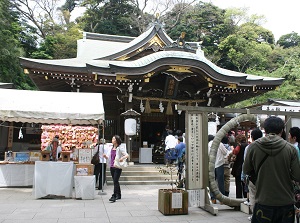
[106,170,173,176]
[113,180,176,185]
[110,175,173,181]
[104,164,177,185]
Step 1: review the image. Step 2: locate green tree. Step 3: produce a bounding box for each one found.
[0,0,34,89]
[31,25,82,59]
[79,0,140,36]
[277,32,300,49]
[218,23,274,72]
[163,1,232,63]
[231,45,300,108]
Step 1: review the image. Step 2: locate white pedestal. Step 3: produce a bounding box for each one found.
[74,176,95,200]
[139,147,152,163]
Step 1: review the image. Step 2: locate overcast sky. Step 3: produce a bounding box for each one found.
[205,0,299,41]
[71,0,299,41]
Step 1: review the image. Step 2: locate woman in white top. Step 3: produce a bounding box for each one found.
[103,135,129,202]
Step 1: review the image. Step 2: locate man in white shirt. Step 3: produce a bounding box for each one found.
[164,130,178,164]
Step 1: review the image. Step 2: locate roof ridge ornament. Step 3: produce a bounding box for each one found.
[164,32,193,52]
[147,13,164,31]
[155,13,160,20]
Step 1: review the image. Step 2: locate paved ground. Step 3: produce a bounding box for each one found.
[0,184,251,223]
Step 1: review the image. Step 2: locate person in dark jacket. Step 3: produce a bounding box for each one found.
[244,116,300,223]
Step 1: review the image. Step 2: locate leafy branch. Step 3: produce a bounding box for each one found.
[156,164,184,190]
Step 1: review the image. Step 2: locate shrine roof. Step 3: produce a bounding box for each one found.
[21,50,283,87]
[268,99,300,107]
[19,21,284,107]
[76,39,128,60]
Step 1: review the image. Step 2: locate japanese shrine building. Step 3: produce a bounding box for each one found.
[20,21,283,159]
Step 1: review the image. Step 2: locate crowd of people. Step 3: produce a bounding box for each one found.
[210,116,300,222]
[44,119,300,221]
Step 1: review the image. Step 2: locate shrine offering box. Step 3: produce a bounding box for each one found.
[61,151,71,162]
[78,149,92,164]
[75,164,94,176]
[30,151,41,161]
[143,141,148,148]
[41,150,51,161]
[13,152,30,162]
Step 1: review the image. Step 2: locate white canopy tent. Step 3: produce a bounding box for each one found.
[0,89,105,125]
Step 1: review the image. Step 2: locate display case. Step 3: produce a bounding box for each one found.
[139,147,152,163]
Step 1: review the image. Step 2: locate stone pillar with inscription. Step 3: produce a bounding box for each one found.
[185,111,218,215]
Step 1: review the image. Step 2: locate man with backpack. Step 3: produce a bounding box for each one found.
[244,116,300,223]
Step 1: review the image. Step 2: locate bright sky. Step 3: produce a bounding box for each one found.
[70,0,300,41]
[205,0,300,41]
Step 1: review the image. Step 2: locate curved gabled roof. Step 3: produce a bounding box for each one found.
[98,23,174,60]
[19,20,284,108]
[22,48,283,86]
[20,48,284,88]
[86,50,283,86]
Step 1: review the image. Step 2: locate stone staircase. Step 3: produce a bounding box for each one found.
[106,164,175,185]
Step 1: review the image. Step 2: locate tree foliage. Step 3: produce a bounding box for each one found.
[277,32,300,49]
[218,23,274,72]
[31,25,82,59]
[163,1,232,63]
[0,0,35,89]
[78,0,140,36]
[11,0,63,39]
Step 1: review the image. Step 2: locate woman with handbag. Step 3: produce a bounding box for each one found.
[103,135,129,202]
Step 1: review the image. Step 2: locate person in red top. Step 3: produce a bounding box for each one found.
[231,134,248,198]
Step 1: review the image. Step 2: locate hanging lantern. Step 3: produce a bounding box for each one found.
[124,118,137,136]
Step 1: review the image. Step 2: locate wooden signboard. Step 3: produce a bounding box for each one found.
[7,124,13,149]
